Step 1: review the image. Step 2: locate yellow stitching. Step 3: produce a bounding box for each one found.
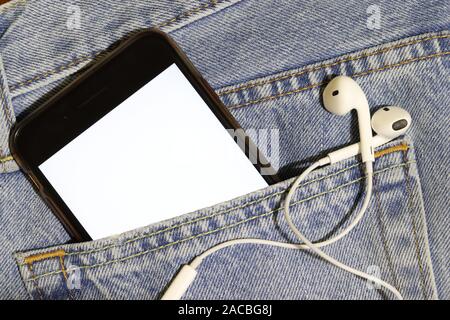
[0,155,13,163]
[218,34,450,96]
[24,161,416,282]
[24,249,68,280]
[24,249,66,265]
[58,255,68,281]
[8,0,226,92]
[227,51,450,110]
[375,144,409,158]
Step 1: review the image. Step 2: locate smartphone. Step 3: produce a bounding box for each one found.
[10,30,279,242]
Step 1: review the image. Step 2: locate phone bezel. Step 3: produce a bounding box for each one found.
[10,29,280,242]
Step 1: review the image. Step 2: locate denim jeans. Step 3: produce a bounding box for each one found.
[0,0,448,299]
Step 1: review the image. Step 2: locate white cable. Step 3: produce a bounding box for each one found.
[191,238,304,269]
[161,238,309,299]
[284,157,371,248]
[161,160,403,300]
[283,161,403,300]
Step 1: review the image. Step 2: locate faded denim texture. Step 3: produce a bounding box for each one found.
[0,0,448,299]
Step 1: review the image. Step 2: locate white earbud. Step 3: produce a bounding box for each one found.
[371,106,411,138]
[323,76,374,164]
[326,106,411,164]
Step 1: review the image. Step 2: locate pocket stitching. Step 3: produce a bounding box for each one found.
[227,51,450,110]
[22,160,416,283]
[373,174,401,293]
[402,147,429,299]
[7,0,230,94]
[218,34,450,96]
[19,143,409,260]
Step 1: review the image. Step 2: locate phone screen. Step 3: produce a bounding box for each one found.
[38,64,268,240]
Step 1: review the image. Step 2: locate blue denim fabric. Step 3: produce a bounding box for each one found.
[0,0,448,299]
[14,139,435,299]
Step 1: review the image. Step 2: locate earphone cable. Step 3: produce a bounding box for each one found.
[283,161,403,300]
[161,160,403,300]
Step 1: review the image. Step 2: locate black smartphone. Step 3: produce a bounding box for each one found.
[10,30,279,242]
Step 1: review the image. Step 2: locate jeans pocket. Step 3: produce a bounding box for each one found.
[14,138,436,300]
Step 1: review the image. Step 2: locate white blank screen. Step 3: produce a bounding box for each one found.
[39,64,268,239]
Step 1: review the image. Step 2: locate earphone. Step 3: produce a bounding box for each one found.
[161,76,411,300]
[326,106,411,164]
[323,76,375,166]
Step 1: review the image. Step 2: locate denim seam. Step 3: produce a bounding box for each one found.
[218,34,450,96]
[27,264,44,300]
[157,0,222,29]
[409,162,439,300]
[373,174,401,293]
[402,148,428,299]
[23,161,416,283]
[0,56,15,158]
[0,83,14,129]
[0,52,16,170]
[6,0,230,94]
[226,51,450,110]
